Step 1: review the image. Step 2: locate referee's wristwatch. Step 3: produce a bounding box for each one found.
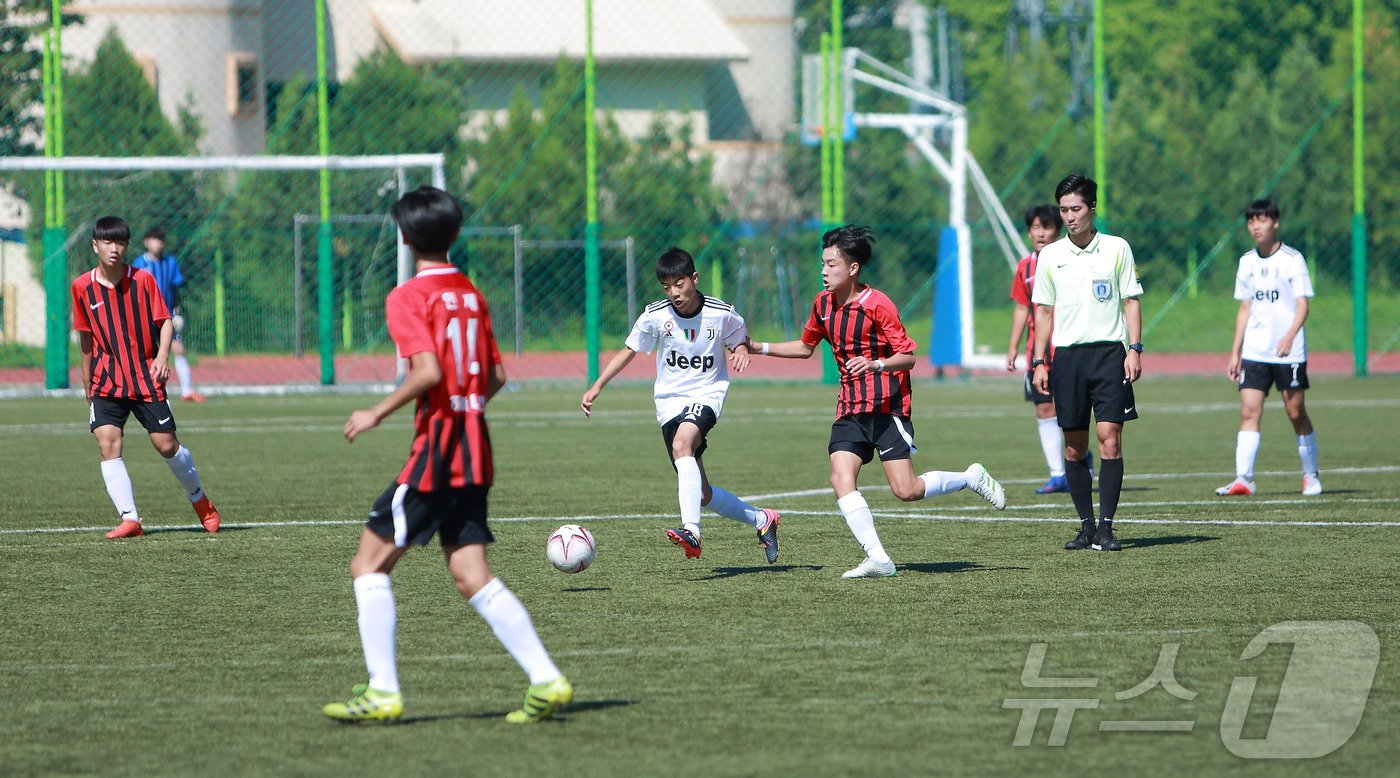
[1127,342,1144,354]
[1031,357,1047,368]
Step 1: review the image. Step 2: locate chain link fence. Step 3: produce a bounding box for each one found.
[1,1,1396,392]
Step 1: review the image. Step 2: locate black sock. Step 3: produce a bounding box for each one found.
[1065,455,1096,525]
[1099,457,1124,523]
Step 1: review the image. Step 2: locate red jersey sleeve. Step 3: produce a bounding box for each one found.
[385,286,435,358]
[801,296,827,347]
[139,272,171,322]
[872,297,917,354]
[72,279,91,333]
[1010,256,1032,306]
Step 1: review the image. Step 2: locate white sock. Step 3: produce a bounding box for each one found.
[675,456,702,537]
[163,445,205,503]
[918,470,968,498]
[836,490,889,564]
[1037,417,1065,477]
[100,457,139,522]
[353,573,399,694]
[470,577,561,685]
[1236,430,1261,481]
[174,354,193,393]
[704,486,765,528]
[1298,432,1319,475]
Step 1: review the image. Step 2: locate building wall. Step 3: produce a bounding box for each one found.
[0,240,45,347]
[706,0,795,142]
[61,0,267,156]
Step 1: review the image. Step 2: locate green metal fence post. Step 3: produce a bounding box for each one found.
[44,2,69,390]
[821,0,844,386]
[584,0,601,384]
[1093,0,1106,227]
[214,248,226,356]
[1352,0,1368,377]
[315,0,334,384]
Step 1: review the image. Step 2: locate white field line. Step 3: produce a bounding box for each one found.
[3,396,1398,434]
[7,498,1400,538]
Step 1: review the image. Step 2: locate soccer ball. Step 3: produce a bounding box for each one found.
[546,524,596,573]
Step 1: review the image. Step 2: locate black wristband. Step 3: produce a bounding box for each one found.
[1128,343,1144,353]
[1031,358,1046,368]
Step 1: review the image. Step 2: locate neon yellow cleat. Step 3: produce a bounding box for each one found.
[322,685,403,723]
[505,676,573,724]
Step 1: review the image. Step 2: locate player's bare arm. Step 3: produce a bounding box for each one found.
[1031,303,1054,394]
[486,362,507,401]
[1276,297,1308,357]
[728,342,751,374]
[149,318,173,384]
[581,348,638,417]
[1123,297,1142,383]
[346,351,442,442]
[1228,298,1252,381]
[845,350,915,377]
[750,339,816,359]
[1007,302,1031,371]
[78,331,94,402]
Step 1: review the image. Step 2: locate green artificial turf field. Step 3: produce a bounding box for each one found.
[2,376,1397,776]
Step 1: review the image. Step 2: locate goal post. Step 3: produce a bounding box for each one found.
[0,154,445,389]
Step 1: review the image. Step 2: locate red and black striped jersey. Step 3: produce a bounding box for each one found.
[71,266,172,402]
[386,266,502,491]
[802,285,917,418]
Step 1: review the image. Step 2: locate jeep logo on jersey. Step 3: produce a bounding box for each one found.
[1092,279,1113,302]
[666,351,715,371]
[1255,289,1281,303]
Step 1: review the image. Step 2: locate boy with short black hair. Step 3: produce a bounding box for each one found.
[131,227,203,402]
[72,216,220,539]
[1007,204,1086,494]
[751,225,1006,579]
[323,186,571,725]
[1218,199,1321,497]
[582,247,780,563]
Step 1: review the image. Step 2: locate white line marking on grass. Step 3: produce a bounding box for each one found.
[877,497,1400,513]
[776,510,1400,528]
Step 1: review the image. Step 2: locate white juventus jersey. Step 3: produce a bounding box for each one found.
[625,295,748,423]
[1234,243,1314,364]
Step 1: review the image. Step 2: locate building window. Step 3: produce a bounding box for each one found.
[227,53,259,117]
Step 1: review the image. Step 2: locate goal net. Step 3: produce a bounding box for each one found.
[0,154,447,393]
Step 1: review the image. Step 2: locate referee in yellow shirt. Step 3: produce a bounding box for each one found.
[1030,174,1143,552]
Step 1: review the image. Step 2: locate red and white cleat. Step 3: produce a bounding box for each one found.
[1214,478,1256,496]
[193,495,220,532]
[105,519,144,539]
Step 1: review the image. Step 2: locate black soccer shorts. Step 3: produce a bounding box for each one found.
[367,481,493,548]
[89,396,177,433]
[1023,369,1054,404]
[1049,341,1138,430]
[828,412,917,464]
[661,403,718,468]
[1238,359,1309,395]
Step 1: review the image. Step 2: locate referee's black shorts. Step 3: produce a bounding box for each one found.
[1049,341,1138,430]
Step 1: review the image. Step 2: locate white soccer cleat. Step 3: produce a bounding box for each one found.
[842,557,896,579]
[966,463,1007,510]
[1302,473,1323,496]
[1215,478,1256,496]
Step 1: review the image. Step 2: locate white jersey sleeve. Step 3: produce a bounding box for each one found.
[1287,252,1315,298]
[720,308,748,350]
[625,310,660,354]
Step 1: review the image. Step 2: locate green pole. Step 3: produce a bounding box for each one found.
[584,0,601,384]
[1092,0,1106,226]
[214,248,226,356]
[315,0,334,384]
[44,4,69,390]
[1187,247,1198,299]
[820,0,843,386]
[52,0,65,220]
[710,258,723,299]
[831,0,845,224]
[1352,0,1368,377]
[42,32,53,228]
[819,33,832,221]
